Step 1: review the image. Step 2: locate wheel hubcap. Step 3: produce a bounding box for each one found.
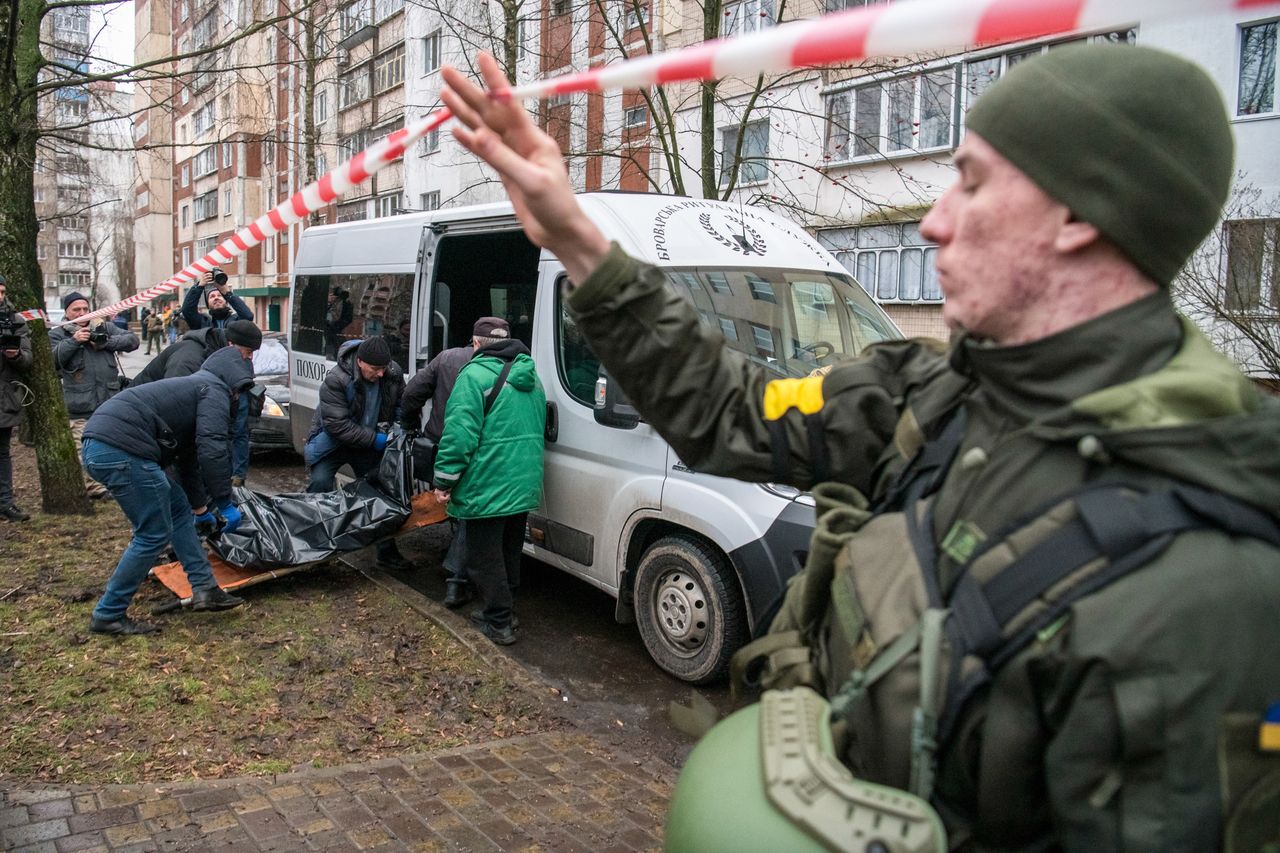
[653,570,708,654]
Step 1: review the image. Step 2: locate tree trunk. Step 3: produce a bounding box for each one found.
[699,0,721,199]
[0,0,93,514]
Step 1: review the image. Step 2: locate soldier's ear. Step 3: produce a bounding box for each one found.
[1055,216,1101,255]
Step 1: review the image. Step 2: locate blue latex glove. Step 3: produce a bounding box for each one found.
[218,502,243,535]
[193,509,217,534]
[373,432,389,451]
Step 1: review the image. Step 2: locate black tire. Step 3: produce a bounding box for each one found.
[633,534,747,684]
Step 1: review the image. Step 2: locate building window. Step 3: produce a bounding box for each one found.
[423,128,440,153]
[375,0,402,21]
[180,86,190,105]
[37,245,47,260]
[746,273,775,303]
[552,0,569,16]
[1224,218,1279,314]
[825,67,956,162]
[826,0,888,9]
[339,129,370,159]
[192,101,216,136]
[135,189,149,209]
[222,141,233,167]
[749,322,775,356]
[339,0,371,38]
[339,65,371,108]
[194,236,218,259]
[58,241,89,258]
[33,187,44,202]
[423,31,441,73]
[316,89,328,123]
[625,2,649,30]
[623,105,648,128]
[517,18,530,59]
[1238,20,1277,116]
[719,119,769,186]
[223,187,232,215]
[263,139,275,165]
[264,237,276,263]
[824,222,941,303]
[193,145,217,177]
[179,0,189,21]
[315,152,328,175]
[723,0,773,37]
[420,191,440,211]
[336,199,368,222]
[193,190,218,222]
[374,44,405,93]
[375,193,400,217]
[181,204,189,227]
[133,117,148,141]
[58,271,91,288]
[182,246,192,267]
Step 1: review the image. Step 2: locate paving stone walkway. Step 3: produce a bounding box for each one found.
[1,732,675,852]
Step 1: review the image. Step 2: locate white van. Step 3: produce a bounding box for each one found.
[288,193,900,683]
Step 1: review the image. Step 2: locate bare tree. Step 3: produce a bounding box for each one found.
[1173,182,1280,382]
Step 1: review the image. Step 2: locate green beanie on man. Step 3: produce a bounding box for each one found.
[964,43,1234,286]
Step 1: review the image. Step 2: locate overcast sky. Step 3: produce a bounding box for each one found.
[93,1,135,80]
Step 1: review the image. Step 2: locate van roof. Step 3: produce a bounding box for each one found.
[294,193,842,274]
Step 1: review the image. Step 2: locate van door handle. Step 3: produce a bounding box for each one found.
[545,401,558,443]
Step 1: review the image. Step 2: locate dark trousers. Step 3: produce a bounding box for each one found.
[306,447,400,561]
[463,513,526,629]
[0,426,13,507]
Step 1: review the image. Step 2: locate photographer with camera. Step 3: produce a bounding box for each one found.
[181,268,254,331]
[0,276,34,522]
[49,291,140,500]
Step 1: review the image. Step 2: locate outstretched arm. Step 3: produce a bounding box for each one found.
[440,54,611,286]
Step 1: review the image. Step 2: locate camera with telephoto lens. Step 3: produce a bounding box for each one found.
[208,268,229,287]
[0,306,21,351]
[88,322,109,347]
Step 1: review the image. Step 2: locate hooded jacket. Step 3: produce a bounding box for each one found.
[83,346,254,508]
[48,320,140,417]
[181,282,254,330]
[433,339,546,519]
[399,344,474,441]
[131,327,227,386]
[0,308,32,430]
[568,244,1280,850]
[306,339,405,449]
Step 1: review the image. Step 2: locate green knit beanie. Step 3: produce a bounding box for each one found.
[965,44,1234,285]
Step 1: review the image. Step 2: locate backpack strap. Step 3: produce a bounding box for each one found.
[483,359,515,416]
[935,483,1280,742]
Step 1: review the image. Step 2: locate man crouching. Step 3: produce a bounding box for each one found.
[82,345,254,635]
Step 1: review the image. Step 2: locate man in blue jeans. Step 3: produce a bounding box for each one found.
[82,346,255,635]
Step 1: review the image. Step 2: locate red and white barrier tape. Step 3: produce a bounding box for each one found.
[72,0,1277,326]
[17,309,47,322]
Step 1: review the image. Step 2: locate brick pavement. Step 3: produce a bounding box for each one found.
[1,732,674,852]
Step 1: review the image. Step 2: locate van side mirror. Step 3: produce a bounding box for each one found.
[593,368,640,430]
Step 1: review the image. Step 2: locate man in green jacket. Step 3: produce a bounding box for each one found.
[432,317,546,646]
[441,44,1280,848]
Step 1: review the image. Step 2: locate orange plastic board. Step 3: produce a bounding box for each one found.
[152,491,448,599]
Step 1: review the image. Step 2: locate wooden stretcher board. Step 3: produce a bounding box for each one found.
[152,491,448,598]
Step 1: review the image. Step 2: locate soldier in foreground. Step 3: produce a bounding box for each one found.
[440,46,1280,849]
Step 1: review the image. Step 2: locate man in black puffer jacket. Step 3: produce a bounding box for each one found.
[81,346,255,635]
[132,327,225,385]
[304,337,408,568]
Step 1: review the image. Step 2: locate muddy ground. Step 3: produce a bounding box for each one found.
[0,442,564,786]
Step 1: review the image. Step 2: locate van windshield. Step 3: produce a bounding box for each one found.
[665,267,899,378]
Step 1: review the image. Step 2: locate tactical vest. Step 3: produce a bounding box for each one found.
[730,403,1280,849]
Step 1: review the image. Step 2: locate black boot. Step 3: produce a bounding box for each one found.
[443,581,472,609]
[89,616,160,635]
[0,504,30,522]
[191,585,244,611]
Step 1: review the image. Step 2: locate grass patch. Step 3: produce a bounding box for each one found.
[0,444,558,785]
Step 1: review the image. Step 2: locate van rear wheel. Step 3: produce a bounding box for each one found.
[634,535,747,684]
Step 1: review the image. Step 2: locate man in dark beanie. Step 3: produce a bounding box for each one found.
[440,45,1280,847]
[304,335,408,568]
[49,289,140,499]
[181,270,254,330]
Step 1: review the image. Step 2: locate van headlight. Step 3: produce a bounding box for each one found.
[262,396,286,418]
[759,483,816,506]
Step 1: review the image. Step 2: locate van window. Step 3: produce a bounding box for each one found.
[292,272,415,361]
[666,266,897,377]
[556,279,600,405]
[423,231,540,361]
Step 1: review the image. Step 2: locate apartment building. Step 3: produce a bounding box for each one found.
[36,7,136,314]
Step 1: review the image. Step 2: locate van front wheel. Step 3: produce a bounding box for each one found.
[634,535,747,684]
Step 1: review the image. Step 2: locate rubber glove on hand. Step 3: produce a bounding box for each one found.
[218,502,243,535]
[193,509,218,537]
[373,432,390,451]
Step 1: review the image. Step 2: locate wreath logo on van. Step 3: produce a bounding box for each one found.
[699,213,768,256]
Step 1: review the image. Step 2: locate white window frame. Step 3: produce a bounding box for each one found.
[193,145,217,177]
[1222,217,1280,316]
[1237,19,1278,118]
[223,188,232,216]
[316,88,328,123]
[625,2,650,31]
[623,104,648,128]
[719,119,770,187]
[420,190,440,211]
[826,222,942,304]
[373,44,405,93]
[422,31,441,74]
[723,0,773,37]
